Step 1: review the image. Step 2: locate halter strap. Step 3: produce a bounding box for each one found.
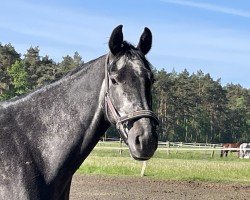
[104,53,159,143]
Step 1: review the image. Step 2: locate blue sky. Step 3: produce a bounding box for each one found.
[1,0,250,88]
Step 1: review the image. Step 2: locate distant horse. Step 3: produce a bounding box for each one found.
[0,25,158,199]
[239,143,250,158]
[220,142,241,157]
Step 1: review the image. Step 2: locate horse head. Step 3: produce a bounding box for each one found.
[104,25,158,161]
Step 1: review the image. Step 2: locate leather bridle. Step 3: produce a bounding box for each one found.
[104,53,159,144]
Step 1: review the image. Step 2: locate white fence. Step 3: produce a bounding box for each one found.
[96,140,250,158]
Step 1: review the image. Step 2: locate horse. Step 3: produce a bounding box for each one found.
[220,142,241,157]
[0,25,159,199]
[239,143,250,158]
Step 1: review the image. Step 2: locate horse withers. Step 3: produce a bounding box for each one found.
[0,25,158,199]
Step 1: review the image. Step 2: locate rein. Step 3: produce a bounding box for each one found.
[104,53,159,144]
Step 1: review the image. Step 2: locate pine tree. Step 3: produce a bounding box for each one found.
[23,46,41,88]
[36,55,58,87]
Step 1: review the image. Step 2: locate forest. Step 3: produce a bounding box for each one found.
[0,43,249,143]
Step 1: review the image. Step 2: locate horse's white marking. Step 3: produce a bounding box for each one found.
[115,55,143,75]
[113,54,147,117]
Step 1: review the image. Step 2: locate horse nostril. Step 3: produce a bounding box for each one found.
[135,136,140,145]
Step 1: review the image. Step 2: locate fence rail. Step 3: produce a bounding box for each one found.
[96,140,250,158]
[95,146,250,151]
[96,140,250,176]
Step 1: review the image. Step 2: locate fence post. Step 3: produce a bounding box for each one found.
[166,141,170,155]
[211,144,215,158]
[176,142,182,154]
[175,142,178,154]
[119,138,123,156]
[141,161,147,177]
[103,132,106,142]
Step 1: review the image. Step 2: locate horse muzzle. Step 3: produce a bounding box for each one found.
[126,118,158,161]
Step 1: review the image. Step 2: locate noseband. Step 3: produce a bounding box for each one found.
[104,53,159,144]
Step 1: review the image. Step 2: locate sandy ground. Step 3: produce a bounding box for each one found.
[70,174,250,200]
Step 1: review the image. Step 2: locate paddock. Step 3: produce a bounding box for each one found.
[68,140,250,199]
[70,174,250,200]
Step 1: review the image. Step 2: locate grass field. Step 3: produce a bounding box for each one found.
[77,142,250,184]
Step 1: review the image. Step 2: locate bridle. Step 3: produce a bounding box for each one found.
[104,53,159,144]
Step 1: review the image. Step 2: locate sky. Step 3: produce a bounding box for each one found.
[1,0,250,88]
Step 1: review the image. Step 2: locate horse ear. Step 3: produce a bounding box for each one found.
[109,25,124,55]
[137,27,152,55]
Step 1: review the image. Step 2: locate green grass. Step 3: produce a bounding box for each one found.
[77,143,250,184]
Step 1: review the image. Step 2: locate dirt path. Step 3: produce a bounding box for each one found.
[70,174,250,200]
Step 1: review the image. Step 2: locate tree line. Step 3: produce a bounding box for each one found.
[0,43,249,143]
[153,69,249,143]
[0,43,83,99]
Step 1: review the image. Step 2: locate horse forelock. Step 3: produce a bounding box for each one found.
[110,41,152,74]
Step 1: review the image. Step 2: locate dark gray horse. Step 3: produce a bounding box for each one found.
[0,25,158,199]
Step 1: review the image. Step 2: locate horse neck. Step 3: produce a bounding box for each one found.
[47,55,109,182]
[12,55,109,184]
[60,55,110,170]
